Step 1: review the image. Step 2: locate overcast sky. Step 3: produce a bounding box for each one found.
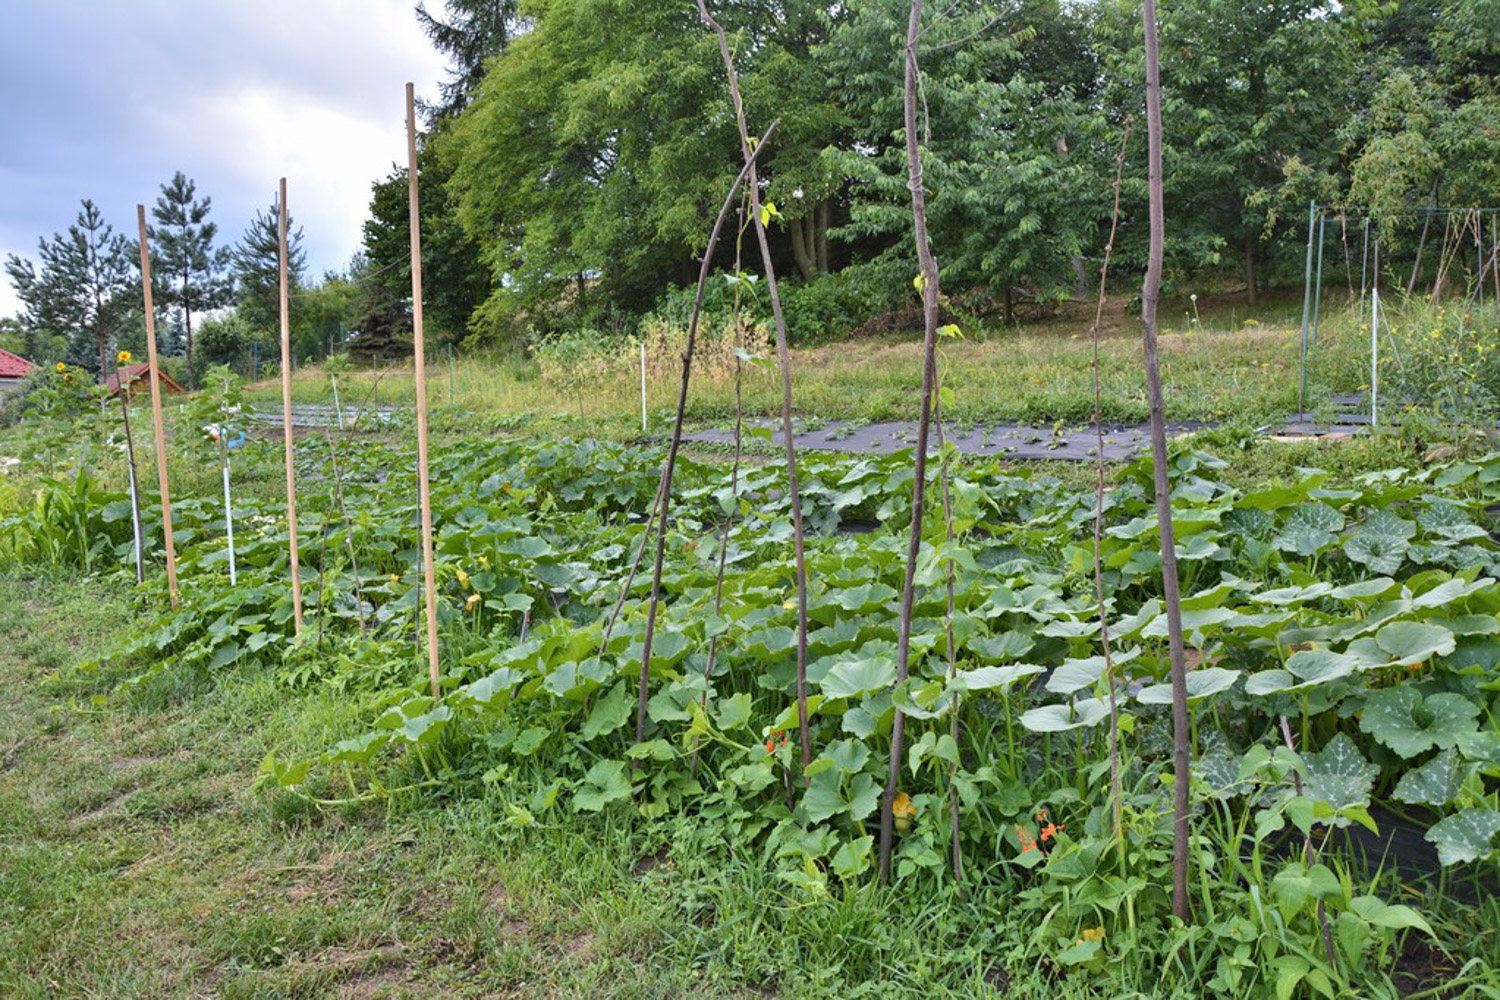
[0,0,449,317]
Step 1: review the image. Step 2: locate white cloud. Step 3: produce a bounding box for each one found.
[0,0,449,319]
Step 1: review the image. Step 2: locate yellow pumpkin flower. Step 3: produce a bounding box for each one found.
[465,593,481,611]
[892,791,915,833]
[456,569,469,587]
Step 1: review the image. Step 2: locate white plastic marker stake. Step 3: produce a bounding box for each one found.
[332,374,345,432]
[407,82,442,700]
[1371,287,1380,428]
[641,340,648,433]
[222,443,238,585]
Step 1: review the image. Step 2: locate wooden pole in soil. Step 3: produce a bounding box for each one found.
[1141,0,1193,923]
[880,0,944,887]
[277,179,304,633]
[135,206,179,609]
[407,82,442,699]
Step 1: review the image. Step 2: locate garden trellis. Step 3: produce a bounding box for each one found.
[1296,201,1500,421]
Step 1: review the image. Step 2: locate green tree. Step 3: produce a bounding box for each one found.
[6,200,135,377]
[1099,0,1357,303]
[416,0,522,120]
[361,142,491,344]
[232,200,305,337]
[826,0,1102,319]
[149,171,231,365]
[442,0,846,336]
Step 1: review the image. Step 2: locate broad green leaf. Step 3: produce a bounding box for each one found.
[1136,666,1240,704]
[820,654,896,700]
[1021,698,1109,732]
[1348,896,1433,935]
[1393,749,1470,807]
[582,681,632,740]
[1360,688,1480,758]
[1244,649,1355,695]
[967,632,1035,661]
[1274,502,1344,556]
[954,663,1043,692]
[1373,621,1456,666]
[714,691,753,731]
[572,759,632,812]
[1425,808,1500,866]
[822,738,871,774]
[1344,510,1415,574]
[1301,733,1376,821]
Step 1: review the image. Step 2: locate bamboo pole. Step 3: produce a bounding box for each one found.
[407,83,442,699]
[278,180,304,632]
[135,206,179,609]
[1311,210,1326,350]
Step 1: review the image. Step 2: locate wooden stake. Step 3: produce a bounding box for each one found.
[1142,0,1192,923]
[278,179,304,632]
[136,206,179,609]
[407,82,442,699]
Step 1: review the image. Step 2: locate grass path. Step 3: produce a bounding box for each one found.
[0,573,740,999]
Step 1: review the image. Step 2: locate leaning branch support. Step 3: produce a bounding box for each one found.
[879,0,943,886]
[633,119,781,746]
[1141,0,1193,922]
[698,0,813,780]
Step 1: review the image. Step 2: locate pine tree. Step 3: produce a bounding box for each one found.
[232,199,305,336]
[415,0,521,120]
[8,200,133,377]
[150,171,230,365]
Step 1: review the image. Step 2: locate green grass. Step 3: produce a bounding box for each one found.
[2,571,1155,999]
[243,290,1375,442]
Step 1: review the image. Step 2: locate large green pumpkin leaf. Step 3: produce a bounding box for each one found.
[1373,621,1456,666]
[820,654,897,700]
[953,663,1043,692]
[1244,649,1355,695]
[1418,500,1487,542]
[1394,749,1471,807]
[1274,502,1344,556]
[1136,667,1240,704]
[1425,808,1500,866]
[1344,510,1416,575]
[1301,733,1376,821]
[1359,688,1480,758]
[572,759,632,812]
[967,632,1035,661]
[1021,698,1109,732]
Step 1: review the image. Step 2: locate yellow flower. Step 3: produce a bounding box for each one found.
[456,569,469,587]
[389,573,400,584]
[55,362,66,373]
[479,555,490,568]
[1080,926,1105,943]
[892,791,915,833]
[783,598,797,610]
[117,350,132,365]
[465,593,481,611]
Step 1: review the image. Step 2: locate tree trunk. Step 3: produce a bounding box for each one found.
[1142,0,1193,924]
[1408,175,1440,295]
[816,201,831,275]
[1244,230,1258,306]
[790,215,816,281]
[1003,284,1014,325]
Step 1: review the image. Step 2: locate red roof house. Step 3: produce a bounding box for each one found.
[105,362,186,399]
[0,348,39,397]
